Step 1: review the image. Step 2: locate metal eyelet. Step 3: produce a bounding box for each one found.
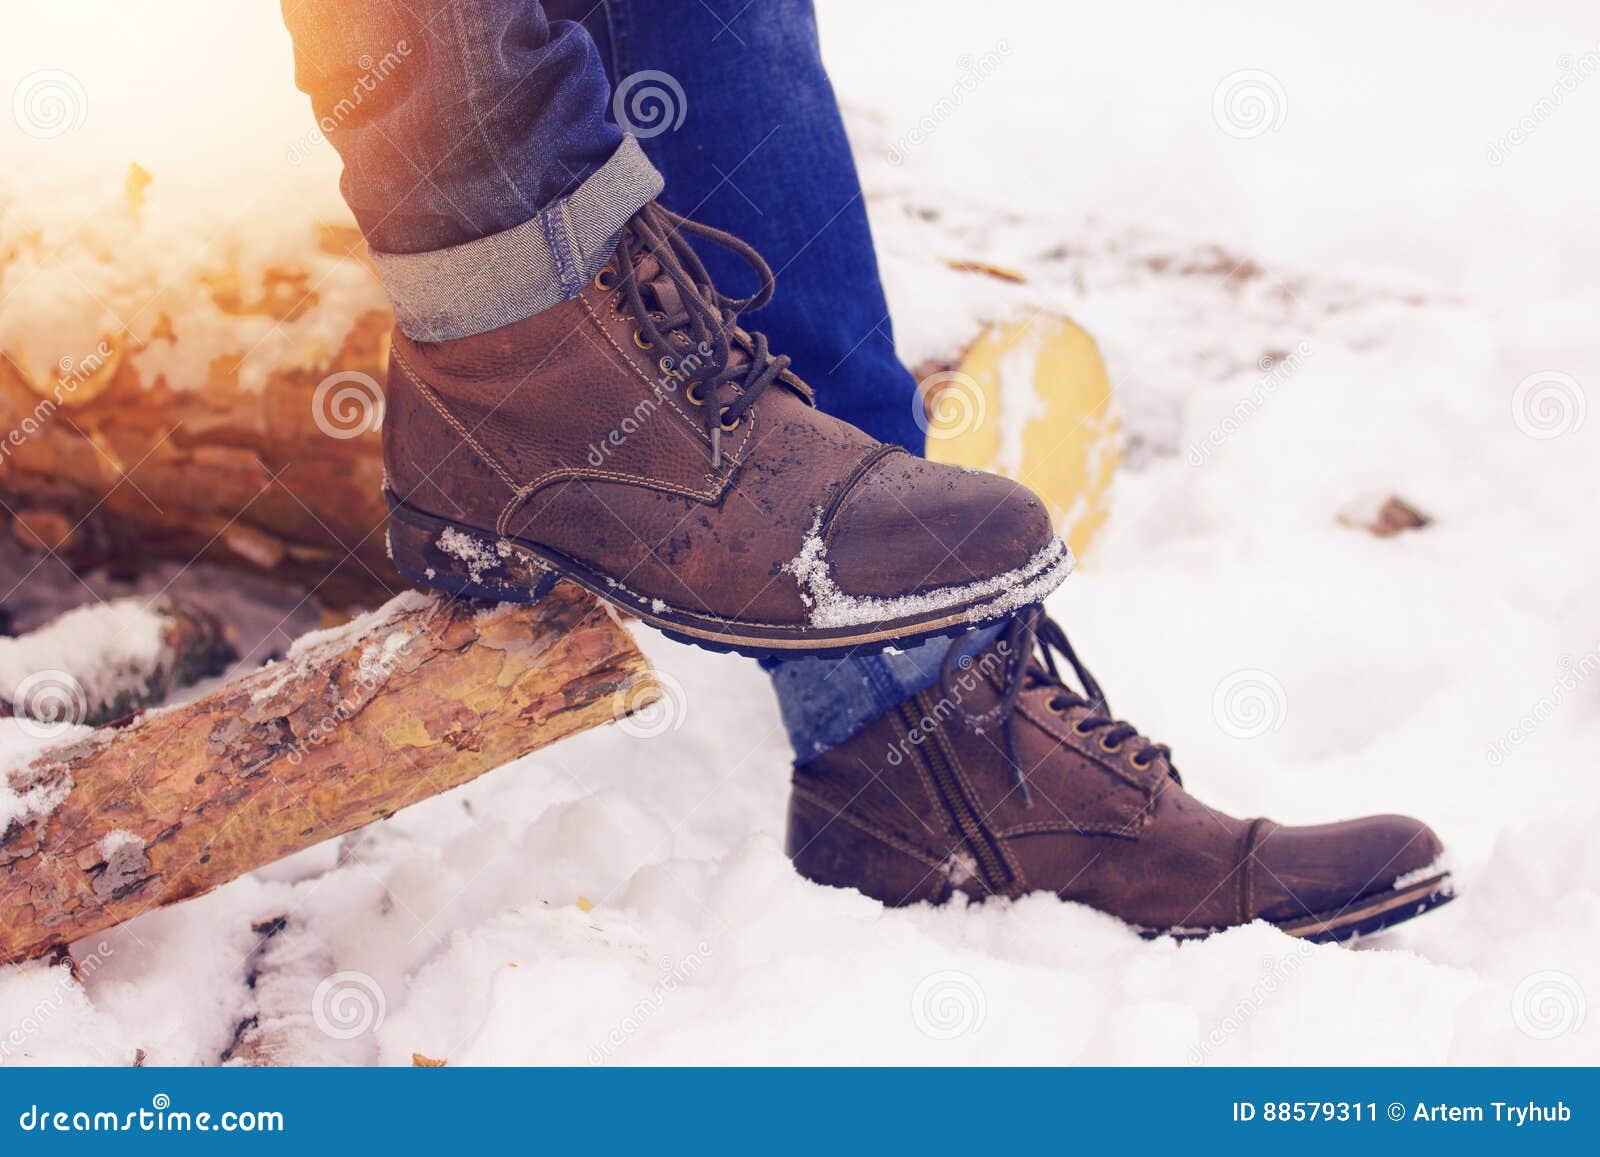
[718,406,741,432]
[685,381,706,406]
[658,356,676,375]
[1072,720,1094,736]
[593,267,618,291]
[1098,734,1123,753]
[1048,696,1071,713]
[632,329,654,351]
[1130,753,1153,769]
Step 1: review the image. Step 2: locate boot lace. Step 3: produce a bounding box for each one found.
[612,202,811,467]
[940,604,1179,806]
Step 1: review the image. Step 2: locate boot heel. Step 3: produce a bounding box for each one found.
[786,788,948,907]
[385,495,558,604]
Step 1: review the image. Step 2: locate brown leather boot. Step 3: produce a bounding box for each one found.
[787,608,1453,942]
[382,202,1070,655]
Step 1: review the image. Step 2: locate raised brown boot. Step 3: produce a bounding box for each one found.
[382,202,1070,655]
[787,607,1453,942]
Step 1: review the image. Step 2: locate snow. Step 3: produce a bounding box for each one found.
[2,0,1599,1067]
[0,600,166,726]
[283,590,430,668]
[0,726,78,838]
[1394,857,1455,893]
[785,516,1073,629]
[96,829,143,862]
[992,329,1048,478]
[436,528,498,585]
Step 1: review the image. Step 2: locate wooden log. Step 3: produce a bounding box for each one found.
[0,596,235,728]
[0,295,396,609]
[0,169,397,607]
[0,583,657,966]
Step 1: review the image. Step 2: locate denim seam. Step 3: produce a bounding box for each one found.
[541,201,581,297]
[599,0,634,93]
[856,652,908,716]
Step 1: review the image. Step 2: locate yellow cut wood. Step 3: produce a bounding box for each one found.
[923,314,1120,560]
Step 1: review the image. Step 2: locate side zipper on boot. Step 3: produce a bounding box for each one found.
[899,696,1013,897]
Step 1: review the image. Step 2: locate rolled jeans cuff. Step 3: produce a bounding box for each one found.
[763,624,1006,764]
[368,136,664,342]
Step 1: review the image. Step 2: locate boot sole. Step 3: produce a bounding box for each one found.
[1275,872,1455,944]
[384,494,1069,659]
[1154,872,1456,945]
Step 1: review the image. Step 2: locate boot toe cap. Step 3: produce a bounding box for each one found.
[1249,814,1444,923]
[819,455,1062,602]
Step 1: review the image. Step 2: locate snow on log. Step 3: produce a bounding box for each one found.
[0,583,657,966]
[0,596,235,728]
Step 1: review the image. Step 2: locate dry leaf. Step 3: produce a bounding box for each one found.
[1338,494,1431,538]
[946,259,1026,284]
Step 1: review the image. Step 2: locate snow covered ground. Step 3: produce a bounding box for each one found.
[2,0,1598,1065]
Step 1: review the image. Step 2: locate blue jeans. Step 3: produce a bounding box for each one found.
[283,0,969,760]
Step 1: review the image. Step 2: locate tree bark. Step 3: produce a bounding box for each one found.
[0,583,656,966]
